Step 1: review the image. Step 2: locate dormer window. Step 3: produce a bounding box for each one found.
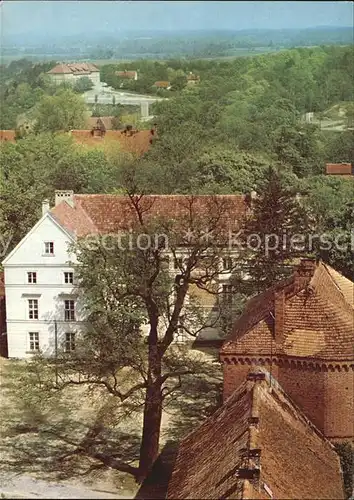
[44,241,54,255]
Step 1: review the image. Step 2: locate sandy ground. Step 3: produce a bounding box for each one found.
[0,472,131,499]
[0,350,221,499]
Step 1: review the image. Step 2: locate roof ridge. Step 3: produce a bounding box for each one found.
[74,193,246,199]
[314,263,353,317]
[73,196,99,232]
[251,371,337,453]
[321,262,353,302]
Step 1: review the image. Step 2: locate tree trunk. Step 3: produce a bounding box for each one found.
[137,343,163,483]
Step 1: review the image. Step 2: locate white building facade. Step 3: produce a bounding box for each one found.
[2,205,84,359]
[2,192,247,358]
[47,63,101,87]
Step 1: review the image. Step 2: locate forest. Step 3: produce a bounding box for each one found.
[1,44,353,279]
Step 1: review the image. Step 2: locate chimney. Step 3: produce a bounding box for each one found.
[294,258,316,288]
[55,190,74,208]
[42,199,50,216]
[274,289,285,344]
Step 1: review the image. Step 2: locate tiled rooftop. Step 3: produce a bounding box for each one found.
[0,130,16,142]
[166,372,344,499]
[51,194,248,237]
[221,260,354,361]
[70,129,153,155]
[47,63,100,75]
[326,163,353,175]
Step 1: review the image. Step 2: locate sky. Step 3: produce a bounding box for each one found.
[1,1,353,38]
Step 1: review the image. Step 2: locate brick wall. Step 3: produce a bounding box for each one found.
[223,364,250,400]
[223,362,279,400]
[222,360,354,440]
[324,369,354,440]
[277,364,326,433]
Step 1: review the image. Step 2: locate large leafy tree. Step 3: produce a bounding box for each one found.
[7,194,237,482]
[73,77,94,94]
[34,88,88,132]
[194,147,270,193]
[0,133,123,253]
[272,124,325,177]
[303,175,354,279]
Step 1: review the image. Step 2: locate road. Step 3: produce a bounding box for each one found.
[83,84,164,107]
[0,473,132,499]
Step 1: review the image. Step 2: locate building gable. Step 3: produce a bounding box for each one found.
[2,213,75,267]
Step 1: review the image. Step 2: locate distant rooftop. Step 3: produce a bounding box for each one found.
[47,62,100,75]
[326,162,353,176]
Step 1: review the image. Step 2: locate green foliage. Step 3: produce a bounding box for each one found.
[34,89,87,132]
[0,133,124,251]
[235,166,310,294]
[0,60,57,128]
[303,175,354,279]
[324,130,354,164]
[194,148,270,193]
[272,124,325,176]
[73,76,94,93]
[335,442,354,499]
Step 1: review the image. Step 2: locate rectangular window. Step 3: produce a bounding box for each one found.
[29,332,39,351]
[28,299,39,319]
[222,257,233,271]
[65,332,76,352]
[64,272,74,284]
[27,272,37,284]
[44,241,54,255]
[64,300,75,321]
[222,284,233,305]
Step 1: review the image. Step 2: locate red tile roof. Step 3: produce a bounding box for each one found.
[116,70,137,79]
[0,130,16,142]
[187,72,200,81]
[87,116,114,130]
[70,129,153,155]
[326,163,353,175]
[221,259,354,361]
[47,63,99,75]
[154,81,170,88]
[167,373,344,499]
[51,194,248,238]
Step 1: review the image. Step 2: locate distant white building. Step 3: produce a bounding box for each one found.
[2,191,248,358]
[304,112,314,123]
[47,63,100,86]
